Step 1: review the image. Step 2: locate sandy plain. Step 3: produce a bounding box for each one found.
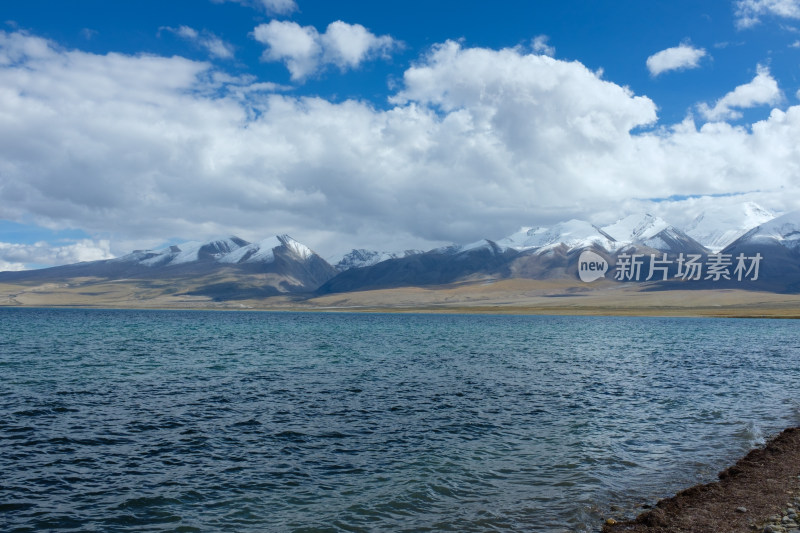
[2,277,800,317]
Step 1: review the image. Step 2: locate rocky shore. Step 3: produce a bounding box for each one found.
[603,427,800,533]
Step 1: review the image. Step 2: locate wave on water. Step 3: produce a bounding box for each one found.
[1,309,798,532]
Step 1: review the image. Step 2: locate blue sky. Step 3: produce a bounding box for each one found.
[2,0,800,269]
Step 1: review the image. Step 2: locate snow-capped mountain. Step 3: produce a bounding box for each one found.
[218,235,315,265]
[431,239,513,258]
[113,236,251,267]
[602,213,707,254]
[495,215,705,255]
[685,202,776,252]
[602,214,667,245]
[318,239,517,294]
[114,235,318,268]
[3,203,794,300]
[719,210,800,292]
[0,234,337,295]
[320,215,716,294]
[725,209,800,250]
[334,248,423,272]
[497,220,618,253]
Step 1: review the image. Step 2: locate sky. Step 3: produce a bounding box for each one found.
[2,0,800,269]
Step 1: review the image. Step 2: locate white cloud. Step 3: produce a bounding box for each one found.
[253,20,399,81]
[391,41,657,147]
[1,31,799,261]
[163,25,235,59]
[531,35,555,57]
[321,20,397,68]
[735,0,800,28]
[176,26,198,40]
[698,65,782,120]
[257,0,297,14]
[212,0,297,16]
[0,240,113,269]
[0,260,26,272]
[646,44,707,76]
[253,21,321,80]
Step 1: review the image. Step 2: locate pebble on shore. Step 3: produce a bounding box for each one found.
[753,493,800,533]
[603,430,800,533]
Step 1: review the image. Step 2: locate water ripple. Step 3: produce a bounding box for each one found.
[0,309,798,532]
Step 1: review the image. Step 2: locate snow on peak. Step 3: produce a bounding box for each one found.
[200,236,250,256]
[602,214,670,243]
[248,237,283,263]
[165,241,204,265]
[459,239,498,253]
[743,201,775,221]
[497,219,617,253]
[737,209,800,248]
[115,234,320,267]
[133,240,203,267]
[495,227,536,250]
[118,236,251,267]
[335,248,422,271]
[686,202,776,252]
[220,235,318,265]
[278,234,313,260]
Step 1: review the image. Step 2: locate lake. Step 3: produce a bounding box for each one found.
[1,308,798,532]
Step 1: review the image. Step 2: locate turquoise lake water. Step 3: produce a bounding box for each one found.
[1,308,799,532]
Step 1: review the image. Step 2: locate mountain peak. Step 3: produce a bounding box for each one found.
[334,248,423,271]
[732,209,800,249]
[110,234,325,268]
[686,202,776,252]
[277,234,313,260]
[497,219,616,253]
[602,213,669,243]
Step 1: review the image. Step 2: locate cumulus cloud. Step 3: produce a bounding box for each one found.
[162,25,234,59]
[253,20,399,80]
[698,65,782,120]
[253,21,321,79]
[646,43,707,76]
[735,0,800,28]
[212,0,297,16]
[392,41,657,150]
[1,30,799,262]
[531,35,555,57]
[0,240,113,270]
[321,20,397,67]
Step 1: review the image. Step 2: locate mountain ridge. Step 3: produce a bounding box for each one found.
[0,234,337,298]
[2,204,797,298]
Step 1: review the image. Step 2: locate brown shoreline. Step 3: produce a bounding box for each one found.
[3,303,800,319]
[4,278,800,317]
[603,427,800,533]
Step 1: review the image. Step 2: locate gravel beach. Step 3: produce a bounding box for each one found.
[603,427,800,533]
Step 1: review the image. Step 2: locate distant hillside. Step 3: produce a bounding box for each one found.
[0,235,337,299]
[3,207,798,302]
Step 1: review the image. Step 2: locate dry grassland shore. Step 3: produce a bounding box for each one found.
[2,278,800,317]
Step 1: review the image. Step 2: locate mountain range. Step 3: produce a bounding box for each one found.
[2,203,799,300]
[0,235,337,299]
